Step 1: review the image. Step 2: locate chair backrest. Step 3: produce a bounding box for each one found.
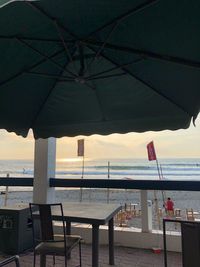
[29,203,66,244]
[0,256,20,267]
[186,208,194,221]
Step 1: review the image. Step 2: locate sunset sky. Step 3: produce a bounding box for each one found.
[0,116,199,160]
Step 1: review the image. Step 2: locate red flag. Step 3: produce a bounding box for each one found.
[147,141,157,161]
[77,139,84,157]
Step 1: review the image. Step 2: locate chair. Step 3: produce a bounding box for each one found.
[0,256,20,267]
[115,209,127,227]
[186,208,194,221]
[29,203,82,267]
[174,208,181,217]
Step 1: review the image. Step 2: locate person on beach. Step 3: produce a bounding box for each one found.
[165,197,174,216]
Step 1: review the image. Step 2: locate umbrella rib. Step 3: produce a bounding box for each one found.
[54,21,79,75]
[87,73,127,81]
[85,0,159,38]
[30,60,71,129]
[16,37,76,78]
[83,22,119,76]
[82,81,107,121]
[26,71,73,81]
[0,35,75,44]
[16,2,200,69]
[85,40,200,69]
[57,79,79,82]
[25,0,105,80]
[25,1,86,78]
[24,0,136,82]
[82,82,96,91]
[87,45,193,118]
[82,65,107,121]
[0,49,65,88]
[25,1,78,40]
[85,59,142,80]
[78,43,85,76]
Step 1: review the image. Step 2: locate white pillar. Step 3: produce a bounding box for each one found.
[140,190,152,232]
[33,138,56,204]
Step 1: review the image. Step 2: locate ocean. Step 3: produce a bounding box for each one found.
[0,158,200,188]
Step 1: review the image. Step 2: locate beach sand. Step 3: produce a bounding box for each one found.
[0,188,200,230]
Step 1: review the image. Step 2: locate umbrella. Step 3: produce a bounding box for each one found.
[0,0,200,138]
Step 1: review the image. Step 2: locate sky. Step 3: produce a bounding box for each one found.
[0,116,199,160]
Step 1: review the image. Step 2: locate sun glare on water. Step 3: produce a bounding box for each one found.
[58,158,83,163]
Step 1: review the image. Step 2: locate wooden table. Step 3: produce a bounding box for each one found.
[41,202,121,267]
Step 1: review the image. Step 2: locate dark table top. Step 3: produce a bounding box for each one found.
[0,202,121,225]
[52,202,121,225]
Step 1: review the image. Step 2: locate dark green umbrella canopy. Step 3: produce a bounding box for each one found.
[0,0,200,138]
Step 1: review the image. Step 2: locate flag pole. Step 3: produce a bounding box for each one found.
[80,155,84,202]
[156,158,161,180]
[155,155,162,229]
[81,155,85,179]
[160,164,167,212]
[147,141,161,230]
[107,161,110,203]
[78,139,85,202]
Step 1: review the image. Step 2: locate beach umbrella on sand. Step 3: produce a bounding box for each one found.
[0,0,200,138]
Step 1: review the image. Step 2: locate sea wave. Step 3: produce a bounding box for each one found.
[56,170,200,177]
[94,165,152,170]
[162,163,200,167]
[0,158,199,180]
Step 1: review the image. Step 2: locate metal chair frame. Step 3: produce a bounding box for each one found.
[0,255,20,267]
[29,203,82,267]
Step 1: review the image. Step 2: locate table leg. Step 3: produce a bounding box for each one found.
[66,221,71,235]
[66,221,71,259]
[92,224,99,267]
[108,218,114,265]
[40,255,46,267]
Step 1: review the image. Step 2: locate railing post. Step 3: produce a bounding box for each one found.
[33,138,56,204]
[140,190,152,232]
